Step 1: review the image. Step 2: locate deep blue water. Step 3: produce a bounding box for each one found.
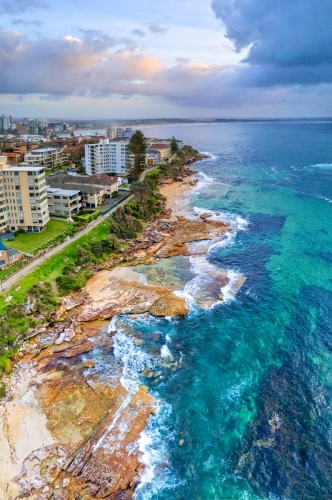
[115,123,332,500]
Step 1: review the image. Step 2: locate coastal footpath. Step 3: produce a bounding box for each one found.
[0,147,244,499]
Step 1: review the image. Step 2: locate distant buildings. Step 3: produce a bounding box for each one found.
[106,126,134,140]
[24,147,68,169]
[146,144,171,160]
[85,138,128,176]
[0,156,49,233]
[1,115,11,131]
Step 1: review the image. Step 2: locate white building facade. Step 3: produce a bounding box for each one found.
[85,139,128,176]
[24,147,68,169]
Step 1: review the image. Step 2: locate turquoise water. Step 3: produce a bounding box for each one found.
[114,123,332,499]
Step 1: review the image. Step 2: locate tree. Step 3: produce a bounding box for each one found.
[170,136,179,154]
[130,181,152,201]
[128,130,147,181]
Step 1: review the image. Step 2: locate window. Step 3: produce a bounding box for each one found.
[29,193,35,197]
[30,199,36,205]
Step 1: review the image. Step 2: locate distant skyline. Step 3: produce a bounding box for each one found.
[1,0,332,119]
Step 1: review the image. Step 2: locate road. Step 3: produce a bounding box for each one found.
[0,168,156,292]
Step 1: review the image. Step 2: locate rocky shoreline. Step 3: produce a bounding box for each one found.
[0,154,243,499]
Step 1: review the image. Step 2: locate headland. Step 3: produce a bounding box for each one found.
[0,150,245,499]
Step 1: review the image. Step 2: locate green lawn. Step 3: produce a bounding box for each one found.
[45,164,72,177]
[0,220,110,313]
[4,219,72,254]
[0,261,25,281]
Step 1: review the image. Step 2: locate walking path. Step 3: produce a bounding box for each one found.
[0,168,155,292]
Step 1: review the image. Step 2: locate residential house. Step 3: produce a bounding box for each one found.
[0,240,21,268]
[47,187,81,217]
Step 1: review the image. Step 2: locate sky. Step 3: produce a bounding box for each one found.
[1,0,332,119]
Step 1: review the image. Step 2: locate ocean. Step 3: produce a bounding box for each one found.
[111,122,332,499]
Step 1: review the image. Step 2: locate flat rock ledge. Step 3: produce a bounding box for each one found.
[75,272,189,322]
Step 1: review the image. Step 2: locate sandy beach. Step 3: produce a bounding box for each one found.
[159,175,195,219]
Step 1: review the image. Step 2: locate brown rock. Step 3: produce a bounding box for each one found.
[75,272,188,321]
[200,212,212,219]
[149,295,189,317]
[84,360,95,369]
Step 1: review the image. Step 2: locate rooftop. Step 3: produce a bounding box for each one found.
[3,165,44,172]
[47,187,80,196]
[51,173,118,187]
[49,182,101,195]
[26,147,60,153]
[148,144,171,149]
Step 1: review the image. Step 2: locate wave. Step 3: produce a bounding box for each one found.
[199,151,218,160]
[310,162,332,168]
[184,255,244,309]
[134,402,182,499]
[220,270,243,304]
[191,171,215,193]
[111,319,155,393]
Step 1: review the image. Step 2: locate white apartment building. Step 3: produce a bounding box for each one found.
[24,147,68,169]
[85,138,128,176]
[47,187,81,217]
[106,126,118,140]
[1,115,11,131]
[0,156,49,233]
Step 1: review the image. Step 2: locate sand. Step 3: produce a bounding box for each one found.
[159,176,195,219]
[0,366,55,498]
[108,266,147,283]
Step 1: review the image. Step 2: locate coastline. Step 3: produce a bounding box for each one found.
[0,152,243,499]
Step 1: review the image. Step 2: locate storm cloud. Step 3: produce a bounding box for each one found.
[211,0,332,86]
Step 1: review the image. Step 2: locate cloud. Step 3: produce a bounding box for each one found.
[0,29,162,97]
[1,25,331,114]
[12,18,43,26]
[211,0,332,87]
[0,0,49,14]
[132,29,145,38]
[148,24,169,36]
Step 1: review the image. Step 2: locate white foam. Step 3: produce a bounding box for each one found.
[311,163,332,168]
[199,151,218,161]
[160,344,173,360]
[220,270,242,304]
[134,402,182,499]
[112,325,155,393]
[173,289,197,311]
[184,256,243,309]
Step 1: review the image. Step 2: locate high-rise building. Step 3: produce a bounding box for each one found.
[85,138,129,176]
[1,115,11,131]
[24,147,68,169]
[106,125,118,140]
[0,156,49,233]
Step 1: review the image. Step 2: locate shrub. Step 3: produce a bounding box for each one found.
[0,382,6,400]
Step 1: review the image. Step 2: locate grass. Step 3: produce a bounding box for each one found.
[0,220,110,314]
[4,219,72,253]
[45,164,72,177]
[0,261,25,281]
